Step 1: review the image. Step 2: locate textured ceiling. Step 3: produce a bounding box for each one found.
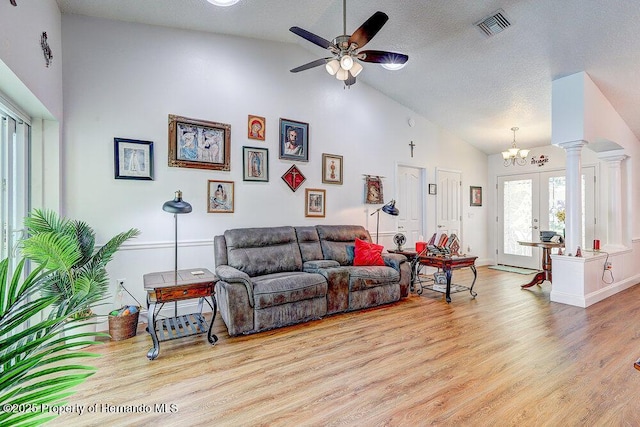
[55,0,640,154]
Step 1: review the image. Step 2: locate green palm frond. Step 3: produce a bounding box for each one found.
[90,228,140,268]
[70,220,95,267]
[0,258,102,426]
[21,232,80,274]
[23,209,68,235]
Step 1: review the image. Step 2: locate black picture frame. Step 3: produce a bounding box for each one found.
[279,118,309,162]
[114,138,154,180]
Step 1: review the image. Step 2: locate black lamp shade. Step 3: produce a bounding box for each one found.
[163,190,192,214]
[382,200,399,216]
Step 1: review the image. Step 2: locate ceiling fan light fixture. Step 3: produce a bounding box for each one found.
[340,55,354,70]
[325,59,340,75]
[206,0,240,6]
[381,62,406,71]
[350,61,363,77]
[336,68,349,81]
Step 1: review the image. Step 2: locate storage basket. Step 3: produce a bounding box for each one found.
[108,310,140,341]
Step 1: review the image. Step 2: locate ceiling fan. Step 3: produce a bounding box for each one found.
[289,0,409,87]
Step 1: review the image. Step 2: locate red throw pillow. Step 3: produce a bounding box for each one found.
[353,238,386,266]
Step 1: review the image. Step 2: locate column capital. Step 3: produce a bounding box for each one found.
[556,140,588,151]
[597,149,628,163]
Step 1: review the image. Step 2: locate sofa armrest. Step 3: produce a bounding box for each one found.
[382,253,407,272]
[215,265,254,307]
[303,260,340,272]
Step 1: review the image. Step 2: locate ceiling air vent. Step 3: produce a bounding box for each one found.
[476,9,511,37]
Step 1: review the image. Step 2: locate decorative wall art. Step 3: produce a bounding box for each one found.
[168,114,230,171]
[113,138,154,180]
[305,188,326,218]
[207,180,234,213]
[242,146,268,182]
[428,184,437,195]
[248,115,265,141]
[281,164,306,192]
[470,186,482,206]
[364,175,384,204]
[279,118,309,162]
[322,153,343,185]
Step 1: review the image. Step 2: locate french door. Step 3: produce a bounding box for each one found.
[497,167,595,269]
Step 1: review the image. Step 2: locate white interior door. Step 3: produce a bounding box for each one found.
[436,169,461,239]
[396,165,423,249]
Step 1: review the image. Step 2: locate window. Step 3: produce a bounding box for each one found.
[0,100,31,276]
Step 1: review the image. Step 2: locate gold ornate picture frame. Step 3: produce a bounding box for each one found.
[168,114,230,171]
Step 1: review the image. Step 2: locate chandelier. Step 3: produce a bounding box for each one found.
[502,127,529,166]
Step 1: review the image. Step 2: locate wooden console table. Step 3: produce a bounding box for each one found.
[517,241,564,288]
[144,268,218,360]
[415,255,478,303]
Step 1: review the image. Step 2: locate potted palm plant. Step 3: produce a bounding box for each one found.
[0,257,101,425]
[21,209,140,341]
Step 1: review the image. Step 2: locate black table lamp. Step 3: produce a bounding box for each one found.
[370,200,400,244]
[163,190,192,276]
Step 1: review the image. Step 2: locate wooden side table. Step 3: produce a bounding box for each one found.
[143,268,218,360]
[416,255,478,303]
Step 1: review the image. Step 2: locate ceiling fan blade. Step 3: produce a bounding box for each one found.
[345,71,357,87]
[290,58,331,73]
[360,50,409,65]
[348,11,389,48]
[289,27,334,50]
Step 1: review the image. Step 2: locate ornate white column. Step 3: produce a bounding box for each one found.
[557,140,587,255]
[597,151,628,249]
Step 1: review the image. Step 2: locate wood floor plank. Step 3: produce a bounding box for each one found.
[46,267,640,426]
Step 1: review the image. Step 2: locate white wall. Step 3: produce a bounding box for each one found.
[60,15,489,317]
[0,0,63,212]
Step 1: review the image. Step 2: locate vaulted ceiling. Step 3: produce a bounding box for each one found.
[56,0,640,155]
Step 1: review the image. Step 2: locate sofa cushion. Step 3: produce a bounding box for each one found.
[295,226,323,262]
[353,238,385,266]
[224,226,303,277]
[345,266,400,292]
[253,271,327,309]
[316,225,372,266]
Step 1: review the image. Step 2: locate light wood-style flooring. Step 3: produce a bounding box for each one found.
[49,267,640,426]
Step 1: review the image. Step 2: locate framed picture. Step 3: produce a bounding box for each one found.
[207,180,234,213]
[114,138,154,180]
[168,114,230,171]
[248,115,265,141]
[279,118,309,162]
[365,175,384,204]
[305,188,326,218]
[322,153,343,185]
[243,146,269,182]
[281,164,306,192]
[428,184,437,195]
[470,186,482,206]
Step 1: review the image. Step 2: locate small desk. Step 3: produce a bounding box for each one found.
[416,255,478,303]
[517,241,564,288]
[143,268,218,360]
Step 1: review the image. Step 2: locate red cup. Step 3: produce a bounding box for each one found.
[593,239,600,250]
[416,242,426,253]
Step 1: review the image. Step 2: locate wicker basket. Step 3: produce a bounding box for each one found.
[108,310,140,341]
